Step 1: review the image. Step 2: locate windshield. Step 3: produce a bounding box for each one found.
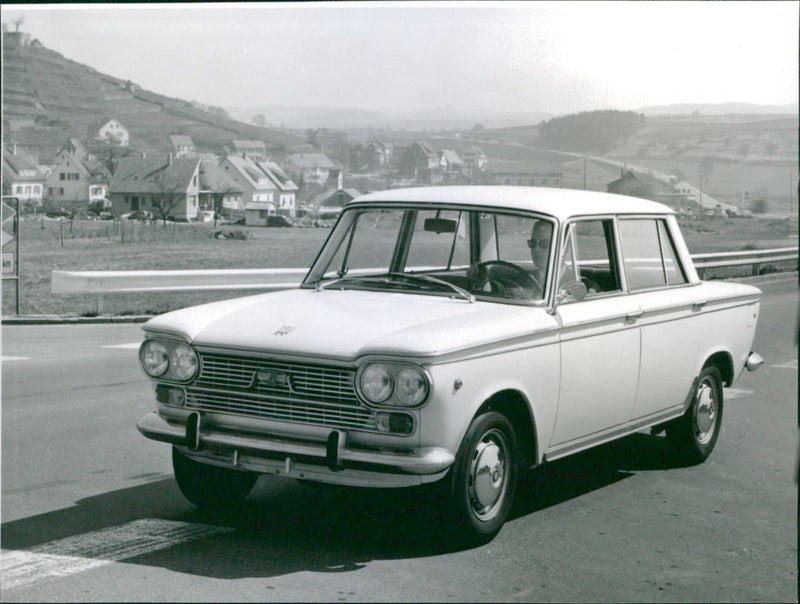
[304,206,555,303]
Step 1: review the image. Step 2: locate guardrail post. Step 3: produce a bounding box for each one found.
[96,295,103,316]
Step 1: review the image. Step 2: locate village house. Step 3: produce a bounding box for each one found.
[198,159,244,216]
[220,155,298,225]
[2,146,46,207]
[461,145,488,175]
[45,150,108,208]
[88,118,130,147]
[310,187,363,219]
[367,140,394,172]
[282,153,338,186]
[400,141,439,178]
[230,140,267,162]
[482,158,564,188]
[109,156,201,220]
[169,135,196,157]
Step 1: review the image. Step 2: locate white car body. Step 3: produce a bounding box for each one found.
[137,186,762,541]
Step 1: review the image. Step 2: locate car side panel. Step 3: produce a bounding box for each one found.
[421,335,560,465]
[551,296,642,446]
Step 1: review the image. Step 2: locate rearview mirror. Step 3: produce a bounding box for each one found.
[424,218,457,233]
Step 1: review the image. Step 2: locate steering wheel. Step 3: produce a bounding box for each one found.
[469,260,541,299]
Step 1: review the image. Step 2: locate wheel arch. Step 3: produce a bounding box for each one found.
[702,350,734,386]
[476,389,538,467]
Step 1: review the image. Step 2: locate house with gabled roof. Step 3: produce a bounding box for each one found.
[400,141,439,177]
[2,147,46,206]
[46,151,109,207]
[198,160,244,215]
[169,135,196,157]
[230,140,267,162]
[282,153,338,186]
[88,117,129,147]
[257,160,298,217]
[310,187,363,219]
[108,156,201,220]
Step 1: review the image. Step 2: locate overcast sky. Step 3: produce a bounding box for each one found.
[2,1,798,115]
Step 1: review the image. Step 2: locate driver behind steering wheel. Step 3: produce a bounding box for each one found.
[467,220,552,300]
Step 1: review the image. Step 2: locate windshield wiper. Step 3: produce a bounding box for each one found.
[315,272,474,303]
[386,272,475,303]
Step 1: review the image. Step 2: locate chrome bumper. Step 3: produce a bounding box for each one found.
[745,351,764,372]
[137,411,454,488]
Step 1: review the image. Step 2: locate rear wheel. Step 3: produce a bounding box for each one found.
[172,447,258,509]
[446,411,518,544]
[667,367,724,464]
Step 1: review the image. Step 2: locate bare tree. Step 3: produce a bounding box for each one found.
[12,14,24,32]
[151,176,182,225]
[209,185,239,228]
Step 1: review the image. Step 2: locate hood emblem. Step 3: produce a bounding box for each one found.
[274,325,296,336]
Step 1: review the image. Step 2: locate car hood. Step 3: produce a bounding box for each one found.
[142,288,558,361]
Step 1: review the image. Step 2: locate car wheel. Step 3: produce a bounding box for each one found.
[172,447,258,509]
[447,411,518,544]
[667,366,724,464]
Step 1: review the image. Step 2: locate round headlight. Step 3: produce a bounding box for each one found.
[360,363,393,403]
[141,340,169,377]
[395,367,428,406]
[170,343,199,381]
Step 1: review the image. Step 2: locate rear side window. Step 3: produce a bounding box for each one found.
[619,218,688,290]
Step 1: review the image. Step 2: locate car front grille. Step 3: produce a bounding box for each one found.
[185,352,377,431]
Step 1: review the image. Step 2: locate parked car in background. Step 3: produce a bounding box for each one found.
[122,211,152,221]
[136,186,763,543]
[266,215,293,227]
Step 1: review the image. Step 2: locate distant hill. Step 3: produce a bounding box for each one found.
[636,102,797,116]
[227,105,555,131]
[1,33,310,163]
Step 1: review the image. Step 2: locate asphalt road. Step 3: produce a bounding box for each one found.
[1,279,797,602]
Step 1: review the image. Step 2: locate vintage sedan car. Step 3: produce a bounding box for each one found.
[137,186,763,542]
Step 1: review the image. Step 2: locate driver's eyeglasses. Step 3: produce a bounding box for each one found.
[527,238,550,250]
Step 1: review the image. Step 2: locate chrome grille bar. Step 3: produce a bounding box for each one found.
[189,352,374,431]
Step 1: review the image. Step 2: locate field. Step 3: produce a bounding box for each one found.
[2,216,796,318]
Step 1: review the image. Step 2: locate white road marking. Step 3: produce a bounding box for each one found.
[102,343,141,350]
[773,359,798,370]
[725,388,754,400]
[0,356,30,362]
[0,519,233,591]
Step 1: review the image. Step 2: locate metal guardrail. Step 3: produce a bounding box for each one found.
[51,247,797,312]
[691,247,798,277]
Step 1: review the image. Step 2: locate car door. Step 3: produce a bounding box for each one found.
[549,219,642,451]
[618,216,700,420]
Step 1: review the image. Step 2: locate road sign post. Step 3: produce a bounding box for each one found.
[2,197,21,315]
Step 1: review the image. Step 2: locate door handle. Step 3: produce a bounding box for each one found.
[692,300,708,311]
[625,309,643,323]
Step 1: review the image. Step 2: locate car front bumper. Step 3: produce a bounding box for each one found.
[137,411,454,488]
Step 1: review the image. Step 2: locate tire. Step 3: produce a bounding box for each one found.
[172,447,258,509]
[445,411,518,544]
[667,366,724,465]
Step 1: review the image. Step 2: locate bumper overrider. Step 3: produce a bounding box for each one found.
[137,411,454,488]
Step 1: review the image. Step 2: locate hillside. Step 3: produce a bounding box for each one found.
[1,33,310,162]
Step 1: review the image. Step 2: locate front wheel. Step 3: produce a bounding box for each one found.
[172,447,258,509]
[446,411,518,544]
[667,367,724,464]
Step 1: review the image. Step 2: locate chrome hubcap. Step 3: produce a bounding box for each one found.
[694,380,717,445]
[468,429,508,521]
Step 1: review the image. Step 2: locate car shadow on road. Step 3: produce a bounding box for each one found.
[512,431,682,519]
[1,432,688,582]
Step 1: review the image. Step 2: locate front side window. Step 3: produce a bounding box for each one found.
[306,206,554,303]
[619,218,687,291]
[557,219,621,303]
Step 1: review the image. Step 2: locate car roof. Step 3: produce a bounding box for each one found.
[349,186,673,221]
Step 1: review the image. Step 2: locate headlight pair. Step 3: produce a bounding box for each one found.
[139,339,199,382]
[357,362,430,407]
